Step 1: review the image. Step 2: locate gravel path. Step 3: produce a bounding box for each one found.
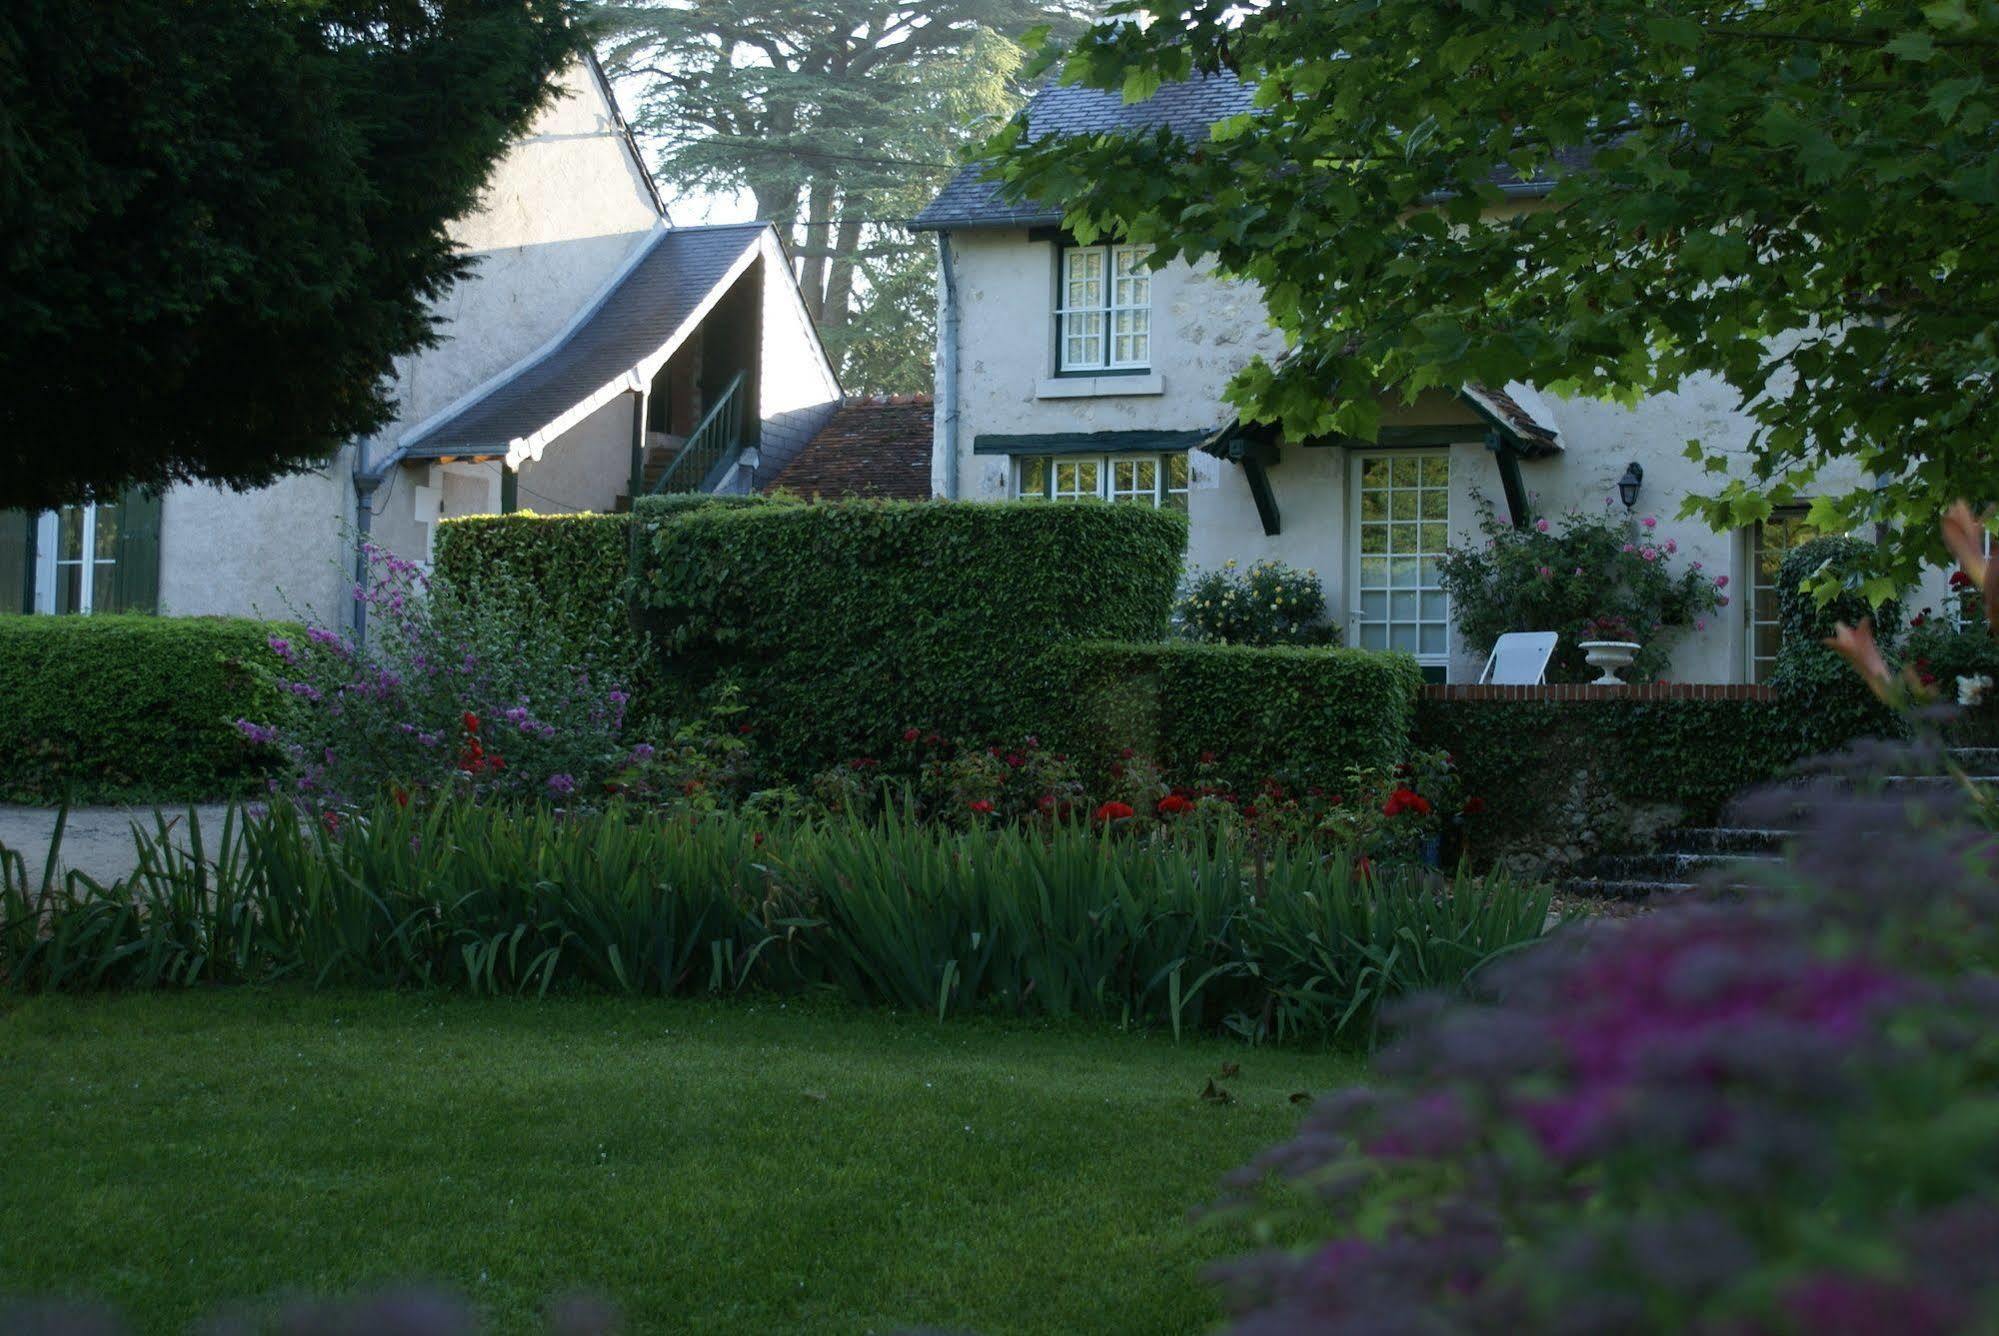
[0,803,234,887]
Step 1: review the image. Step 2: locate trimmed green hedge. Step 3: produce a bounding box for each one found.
[433,510,638,663]
[1414,697,1807,864]
[1058,641,1422,788]
[637,500,1187,771]
[433,499,796,720]
[0,615,283,804]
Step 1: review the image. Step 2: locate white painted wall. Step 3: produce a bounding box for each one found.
[155,60,662,622]
[935,226,1936,683]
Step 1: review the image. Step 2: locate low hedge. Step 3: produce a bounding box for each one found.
[0,615,283,803]
[1414,696,1806,864]
[1057,641,1422,789]
[638,500,1187,773]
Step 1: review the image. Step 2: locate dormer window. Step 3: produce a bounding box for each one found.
[1057,244,1152,374]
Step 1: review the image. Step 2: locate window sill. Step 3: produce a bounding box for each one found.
[1035,373,1163,399]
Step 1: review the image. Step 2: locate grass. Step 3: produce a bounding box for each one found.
[0,991,1359,1334]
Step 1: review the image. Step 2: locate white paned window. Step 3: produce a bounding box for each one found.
[1014,453,1188,511]
[1057,244,1152,373]
[37,503,119,615]
[1350,453,1451,666]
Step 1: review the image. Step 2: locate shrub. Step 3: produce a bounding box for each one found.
[1176,560,1340,647]
[244,543,645,808]
[636,500,1187,774]
[1210,764,1999,1333]
[0,615,283,803]
[1770,537,1906,754]
[1056,641,1421,793]
[0,797,1549,1042]
[1439,495,1723,682]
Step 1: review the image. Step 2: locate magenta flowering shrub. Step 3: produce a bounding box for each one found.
[243,542,646,808]
[1440,493,1723,681]
[1213,763,1999,1333]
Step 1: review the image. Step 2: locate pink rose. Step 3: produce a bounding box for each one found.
[1537,565,1553,579]
[1534,518,1550,533]
[1621,543,1635,553]
[1717,594,1731,606]
[1696,618,1708,631]
[1714,574,1729,589]
[1664,538,1677,554]
[1640,546,1658,561]
[1641,516,1657,528]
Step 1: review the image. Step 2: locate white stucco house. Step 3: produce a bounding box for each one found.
[916,74,1932,685]
[0,56,841,632]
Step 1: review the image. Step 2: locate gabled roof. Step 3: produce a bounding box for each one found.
[766,396,934,500]
[916,71,1595,232]
[400,223,768,465]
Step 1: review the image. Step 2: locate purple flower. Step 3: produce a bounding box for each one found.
[283,681,324,703]
[267,635,296,663]
[628,743,656,763]
[546,773,577,797]
[234,718,279,746]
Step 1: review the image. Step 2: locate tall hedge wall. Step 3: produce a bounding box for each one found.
[0,615,283,803]
[432,498,796,719]
[637,501,1187,771]
[1057,641,1422,789]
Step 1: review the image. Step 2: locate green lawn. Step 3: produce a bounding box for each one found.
[0,992,1357,1334]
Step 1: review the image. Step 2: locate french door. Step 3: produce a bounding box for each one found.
[1349,451,1452,676]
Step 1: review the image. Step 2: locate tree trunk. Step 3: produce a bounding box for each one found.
[820,214,864,331]
[797,176,835,322]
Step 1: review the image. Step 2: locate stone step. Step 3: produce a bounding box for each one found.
[1661,826,1793,855]
[1559,876,1697,902]
[1949,747,1999,771]
[1589,850,1782,881]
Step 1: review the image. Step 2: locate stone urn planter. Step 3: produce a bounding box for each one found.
[1578,640,1641,686]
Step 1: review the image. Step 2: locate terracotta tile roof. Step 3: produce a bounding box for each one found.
[766,395,933,500]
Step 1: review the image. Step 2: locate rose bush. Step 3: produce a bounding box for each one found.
[1440,494,1722,681]
[1176,560,1341,647]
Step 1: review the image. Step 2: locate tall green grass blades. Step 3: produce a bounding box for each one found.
[0,796,1552,1040]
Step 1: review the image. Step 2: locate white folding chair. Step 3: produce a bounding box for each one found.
[1479,631,1558,685]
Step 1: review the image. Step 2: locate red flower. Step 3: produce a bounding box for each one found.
[969,799,995,815]
[461,712,480,736]
[1156,793,1195,816]
[320,810,341,836]
[1952,569,1976,589]
[1383,787,1432,818]
[1118,747,1136,761]
[1005,752,1025,768]
[1036,793,1056,813]
[753,831,765,847]
[903,727,921,743]
[738,723,754,736]
[1094,800,1135,822]
[1199,750,1218,765]
[1463,796,1488,816]
[392,785,410,809]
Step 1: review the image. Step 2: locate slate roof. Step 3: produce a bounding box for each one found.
[766,396,933,500]
[915,71,1594,232]
[401,223,768,460]
[914,72,1252,231]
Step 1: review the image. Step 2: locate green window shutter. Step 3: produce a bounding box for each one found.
[110,487,162,614]
[0,510,30,613]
